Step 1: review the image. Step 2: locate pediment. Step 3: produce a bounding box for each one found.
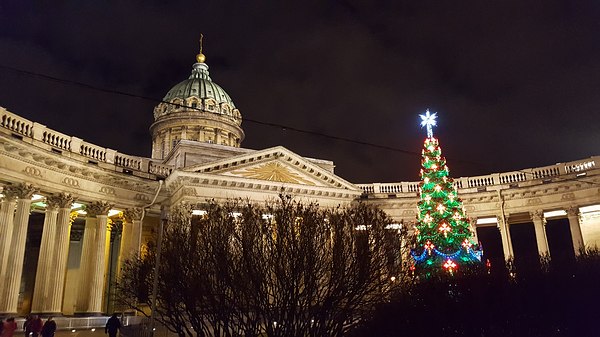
[182,146,359,190]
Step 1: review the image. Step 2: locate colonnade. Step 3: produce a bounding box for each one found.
[0,183,144,316]
[492,206,585,260]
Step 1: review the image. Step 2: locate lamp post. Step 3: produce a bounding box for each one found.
[149,206,166,337]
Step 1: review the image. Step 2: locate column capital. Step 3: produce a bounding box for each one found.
[530,210,544,221]
[123,208,143,223]
[566,206,580,217]
[496,215,504,228]
[47,193,75,209]
[86,201,113,217]
[3,183,38,200]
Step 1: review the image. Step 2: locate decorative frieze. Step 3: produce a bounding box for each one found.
[99,186,116,195]
[62,177,80,187]
[22,166,42,178]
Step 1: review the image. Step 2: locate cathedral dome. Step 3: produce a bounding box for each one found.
[150,54,245,160]
[163,63,236,108]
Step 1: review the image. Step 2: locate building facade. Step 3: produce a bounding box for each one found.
[0,53,598,317]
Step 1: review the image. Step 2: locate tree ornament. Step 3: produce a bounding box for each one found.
[419,109,438,138]
[443,259,457,271]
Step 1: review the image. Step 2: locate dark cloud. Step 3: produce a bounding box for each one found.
[0,0,599,183]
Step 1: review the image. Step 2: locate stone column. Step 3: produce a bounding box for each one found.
[75,201,112,315]
[122,208,143,261]
[0,194,17,279]
[497,215,514,261]
[48,194,75,314]
[75,212,97,314]
[0,183,37,315]
[31,198,60,314]
[531,210,550,256]
[567,206,584,255]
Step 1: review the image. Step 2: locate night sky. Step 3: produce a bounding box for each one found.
[0,1,599,183]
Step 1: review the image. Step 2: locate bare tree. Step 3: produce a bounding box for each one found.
[117,196,409,337]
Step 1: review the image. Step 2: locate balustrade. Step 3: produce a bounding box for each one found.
[0,107,174,178]
[115,154,142,170]
[42,130,71,150]
[0,107,596,187]
[359,156,599,196]
[1,112,32,137]
[149,162,173,177]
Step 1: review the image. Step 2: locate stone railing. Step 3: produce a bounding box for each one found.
[0,107,173,178]
[358,156,598,195]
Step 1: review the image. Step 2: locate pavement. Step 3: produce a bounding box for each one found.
[54,326,173,337]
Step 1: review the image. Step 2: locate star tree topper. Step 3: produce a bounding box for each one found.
[419,109,438,138]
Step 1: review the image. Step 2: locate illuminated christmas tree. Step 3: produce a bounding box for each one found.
[411,110,482,275]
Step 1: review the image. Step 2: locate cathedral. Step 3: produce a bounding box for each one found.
[0,48,599,318]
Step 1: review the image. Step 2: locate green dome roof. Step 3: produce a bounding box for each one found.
[163,63,236,108]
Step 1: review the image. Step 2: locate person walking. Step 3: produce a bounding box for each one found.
[40,318,56,337]
[23,315,32,337]
[1,317,18,337]
[29,316,42,337]
[105,314,121,337]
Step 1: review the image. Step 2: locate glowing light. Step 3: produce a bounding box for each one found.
[439,223,451,236]
[91,329,96,332]
[71,330,76,333]
[262,213,273,220]
[419,109,438,138]
[580,204,600,213]
[431,164,438,170]
[386,223,402,230]
[71,202,83,210]
[31,194,44,201]
[436,204,446,214]
[424,177,430,183]
[434,185,442,192]
[424,195,432,202]
[462,239,472,249]
[424,241,435,254]
[476,217,498,225]
[192,210,207,216]
[453,212,461,220]
[544,210,567,218]
[423,214,433,223]
[443,259,457,270]
[108,209,121,217]
[230,212,242,218]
